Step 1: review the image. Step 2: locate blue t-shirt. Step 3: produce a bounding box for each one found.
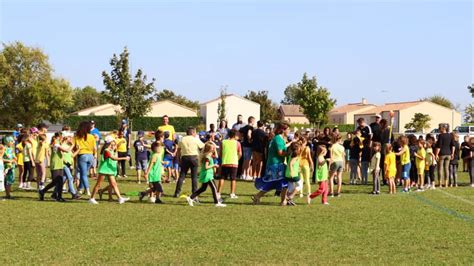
[134,140,148,161]
[90,128,101,146]
[163,139,175,160]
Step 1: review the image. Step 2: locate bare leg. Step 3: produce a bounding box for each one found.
[90,175,105,199]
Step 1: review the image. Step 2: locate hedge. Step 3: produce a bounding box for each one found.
[64,116,202,132]
[289,123,355,133]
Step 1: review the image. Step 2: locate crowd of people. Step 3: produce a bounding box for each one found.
[0,114,471,207]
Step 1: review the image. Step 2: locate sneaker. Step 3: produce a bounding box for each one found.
[56,198,66,202]
[229,193,238,199]
[287,200,297,206]
[323,202,330,205]
[376,191,380,195]
[155,198,163,204]
[72,194,81,200]
[299,193,304,198]
[139,192,146,202]
[215,202,227,207]
[39,185,45,190]
[118,197,130,204]
[38,190,45,201]
[186,196,194,207]
[86,190,91,197]
[123,175,128,178]
[19,182,24,189]
[130,166,136,170]
[89,198,99,204]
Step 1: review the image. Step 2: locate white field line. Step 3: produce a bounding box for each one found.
[436,189,474,206]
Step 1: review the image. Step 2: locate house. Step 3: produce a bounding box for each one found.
[200,94,260,130]
[73,100,198,117]
[353,100,462,133]
[328,98,377,124]
[278,105,309,124]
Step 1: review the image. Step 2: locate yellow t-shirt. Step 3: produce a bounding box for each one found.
[35,143,48,163]
[384,152,397,178]
[416,148,426,172]
[178,136,204,157]
[158,125,175,140]
[116,137,127,153]
[16,143,24,166]
[299,146,311,167]
[74,134,96,155]
[331,143,345,162]
[401,145,410,165]
[31,138,38,157]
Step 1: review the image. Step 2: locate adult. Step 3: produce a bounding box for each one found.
[251,121,267,179]
[370,114,382,143]
[173,127,204,197]
[217,120,230,140]
[239,116,255,180]
[120,120,132,167]
[232,114,246,132]
[158,115,176,141]
[252,122,290,206]
[434,124,454,188]
[356,118,373,141]
[89,120,101,179]
[74,121,97,196]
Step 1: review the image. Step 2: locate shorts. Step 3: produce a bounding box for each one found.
[173,162,180,170]
[150,181,163,193]
[242,147,253,161]
[135,159,148,171]
[254,177,288,192]
[91,157,97,168]
[163,158,174,168]
[330,161,344,173]
[5,168,15,185]
[218,166,238,180]
[402,163,411,180]
[287,180,302,193]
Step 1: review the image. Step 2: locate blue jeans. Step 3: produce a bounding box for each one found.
[349,160,359,182]
[63,166,76,195]
[78,154,94,190]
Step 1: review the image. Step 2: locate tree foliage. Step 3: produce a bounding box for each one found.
[102,47,156,123]
[284,73,336,126]
[155,89,200,112]
[217,87,227,123]
[68,86,108,113]
[464,104,474,123]
[244,90,279,122]
[422,95,455,109]
[468,84,474,98]
[0,41,73,127]
[404,113,431,132]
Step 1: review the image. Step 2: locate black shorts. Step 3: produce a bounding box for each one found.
[150,182,163,193]
[217,167,238,180]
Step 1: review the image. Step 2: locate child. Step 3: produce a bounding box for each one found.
[15,137,24,189]
[116,130,128,178]
[217,129,242,199]
[141,141,165,204]
[35,134,49,190]
[298,136,313,198]
[0,145,5,194]
[163,131,177,183]
[343,133,352,172]
[134,130,150,184]
[424,140,436,189]
[408,135,419,187]
[384,144,397,194]
[461,136,470,172]
[415,139,426,191]
[395,136,411,192]
[370,142,381,194]
[329,135,345,197]
[3,136,17,199]
[470,137,474,187]
[285,141,302,206]
[22,134,36,190]
[449,133,460,187]
[360,138,371,185]
[307,146,329,205]
[61,131,80,199]
[349,133,361,185]
[186,142,225,207]
[89,136,130,204]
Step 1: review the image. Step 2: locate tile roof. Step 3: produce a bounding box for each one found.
[329,103,376,114]
[279,105,305,116]
[357,100,424,115]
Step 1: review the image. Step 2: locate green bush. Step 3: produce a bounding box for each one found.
[64,116,202,132]
[288,123,354,133]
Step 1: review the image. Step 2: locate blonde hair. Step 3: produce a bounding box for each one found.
[385,143,393,154]
[199,142,215,164]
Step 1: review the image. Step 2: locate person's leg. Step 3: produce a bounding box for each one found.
[108,176,123,199]
[321,181,328,204]
[190,156,199,194]
[443,156,450,187]
[21,162,29,187]
[310,182,324,199]
[453,164,458,186]
[90,175,105,199]
[78,155,89,193]
[174,157,189,197]
[337,170,343,195]
[280,187,288,206]
[303,166,311,196]
[52,171,65,200]
[372,171,377,193]
[190,182,208,199]
[209,180,219,204]
[230,167,237,195]
[349,160,356,184]
[329,169,335,195]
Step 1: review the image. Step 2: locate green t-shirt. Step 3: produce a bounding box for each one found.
[199,155,214,183]
[285,155,300,180]
[50,143,64,171]
[148,152,163,183]
[61,143,73,166]
[267,134,287,166]
[316,156,328,182]
[4,147,15,169]
[98,149,118,176]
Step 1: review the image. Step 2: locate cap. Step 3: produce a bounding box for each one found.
[375,114,382,118]
[16,123,23,128]
[29,127,39,134]
[62,131,74,138]
[137,130,145,137]
[164,131,170,139]
[90,120,95,124]
[121,119,127,125]
[105,135,115,143]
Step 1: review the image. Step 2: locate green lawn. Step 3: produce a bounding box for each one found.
[1,169,473,264]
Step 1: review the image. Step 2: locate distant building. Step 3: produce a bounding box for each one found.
[328,98,376,124]
[200,94,260,130]
[278,105,309,124]
[73,100,198,117]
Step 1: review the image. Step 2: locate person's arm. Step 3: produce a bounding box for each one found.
[375,154,381,172]
[109,152,129,161]
[28,145,36,167]
[203,157,214,170]
[395,146,406,156]
[307,148,314,173]
[237,142,242,159]
[415,151,424,160]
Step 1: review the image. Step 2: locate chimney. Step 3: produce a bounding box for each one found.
[362,98,368,105]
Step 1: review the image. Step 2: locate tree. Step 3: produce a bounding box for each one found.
[102,47,156,129]
[422,95,455,109]
[68,85,108,113]
[155,89,200,112]
[284,73,336,127]
[404,113,431,132]
[469,84,474,98]
[281,84,302,105]
[217,87,227,123]
[0,41,74,127]
[464,104,474,123]
[244,90,279,122]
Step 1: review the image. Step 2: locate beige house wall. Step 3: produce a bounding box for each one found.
[401,102,462,133]
[329,105,375,124]
[284,116,309,124]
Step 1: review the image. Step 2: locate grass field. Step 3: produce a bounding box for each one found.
[1,169,473,265]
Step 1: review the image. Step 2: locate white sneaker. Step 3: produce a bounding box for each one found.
[215,202,227,207]
[186,196,194,207]
[86,190,91,197]
[130,166,136,170]
[89,198,99,205]
[118,197,130,204]
[19,182,24,189]
[230,193,238,199]
[323,202,330,205]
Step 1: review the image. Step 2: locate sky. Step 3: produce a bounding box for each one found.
[1,0,473,110]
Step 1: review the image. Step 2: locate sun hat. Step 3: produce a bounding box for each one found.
[105,135,115,144]
[29,127,39,134]
[16,123,23,128]
[5,136,14,143]
[62,131,74,138]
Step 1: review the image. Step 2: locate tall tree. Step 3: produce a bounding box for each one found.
[69,85,108,113]
[281,84,302,105]
[155,89,200,112]
[422,95,455,109]
[244,90,279,122]
[468,84,474,98]
[284,73,336,127]
[102,47,156,129]
[217,87,227,123]
[464,104,474,123]
[404,113,431,132]
[0,41,74,127]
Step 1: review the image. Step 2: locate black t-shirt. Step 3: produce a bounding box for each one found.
[370,122,381,142]
[239,125,254,147]
[461,141,470,158]
[435,133,454,156]
[350,144,361,161]
[451,141,460,163]
[251,128,267,153]
[343,140,351,150]
[361,145,371,162]
[393,141,401,161]
[357,125,372,140]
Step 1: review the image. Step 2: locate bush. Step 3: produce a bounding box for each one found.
[64,116,202,132]
[289,123,354,133]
